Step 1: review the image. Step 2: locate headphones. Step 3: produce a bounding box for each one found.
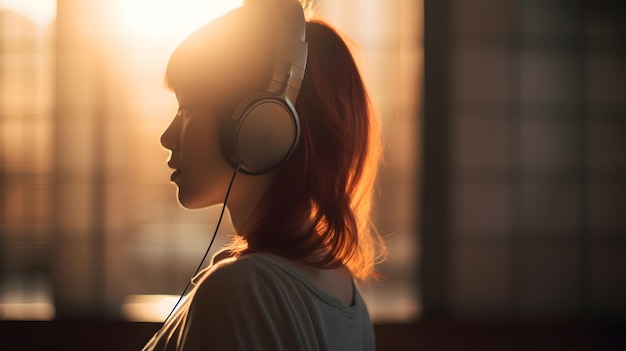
[219,0,308,175]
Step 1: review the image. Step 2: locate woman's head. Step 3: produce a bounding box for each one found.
[160,1,282,209]
[162,1,385,280]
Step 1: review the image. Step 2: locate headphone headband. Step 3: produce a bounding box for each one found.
[268,35,308,104]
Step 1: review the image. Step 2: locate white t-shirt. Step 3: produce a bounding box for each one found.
[142,252,375,351]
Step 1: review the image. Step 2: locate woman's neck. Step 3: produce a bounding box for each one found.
[227,171,275,237]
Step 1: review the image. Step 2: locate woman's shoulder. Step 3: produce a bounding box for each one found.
[193,252,280,296]
[202,251,356,308]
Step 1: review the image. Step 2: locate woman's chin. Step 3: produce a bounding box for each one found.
[177,193,206,209]
[177,191,220,210]
[179,201,203,210]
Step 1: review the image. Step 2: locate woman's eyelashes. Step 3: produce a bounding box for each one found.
[177,104,194,118]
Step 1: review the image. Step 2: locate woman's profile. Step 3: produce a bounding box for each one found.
[143,0,385,349]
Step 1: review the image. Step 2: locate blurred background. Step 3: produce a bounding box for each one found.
[0,0,419,322]
[1,0,625,350]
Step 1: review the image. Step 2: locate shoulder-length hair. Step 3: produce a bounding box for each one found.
[233,19,385,281]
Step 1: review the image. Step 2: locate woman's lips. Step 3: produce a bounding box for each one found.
[171,169,182,182]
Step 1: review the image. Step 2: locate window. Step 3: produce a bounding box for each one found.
[0,0,56,320]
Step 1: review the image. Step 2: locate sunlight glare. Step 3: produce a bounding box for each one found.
[107,0,243,124]
[0,0,56,27]
[122,294,181,322]
[114,0,242,42]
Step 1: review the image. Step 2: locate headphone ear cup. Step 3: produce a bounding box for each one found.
[222,97,300,175]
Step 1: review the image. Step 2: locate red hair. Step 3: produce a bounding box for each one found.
[232,19,386,281]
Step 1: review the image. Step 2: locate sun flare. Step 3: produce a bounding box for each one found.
[113,0,242,41]
[0,0,56,27]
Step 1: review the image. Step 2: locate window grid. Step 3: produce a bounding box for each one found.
[439,0,626,317]
[0,6,55,320]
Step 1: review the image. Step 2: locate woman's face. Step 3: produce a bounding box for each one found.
[160,91,234,209]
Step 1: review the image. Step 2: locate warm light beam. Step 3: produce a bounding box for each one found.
[122,294,181,322]
[0,0,56,27]
[113,0,242,43]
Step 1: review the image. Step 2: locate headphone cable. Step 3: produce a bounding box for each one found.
[159,165,240,329]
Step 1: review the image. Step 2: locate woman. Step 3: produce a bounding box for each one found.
[144,0,385,349]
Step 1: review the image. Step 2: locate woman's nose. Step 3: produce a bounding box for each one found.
[160,117,179,151]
